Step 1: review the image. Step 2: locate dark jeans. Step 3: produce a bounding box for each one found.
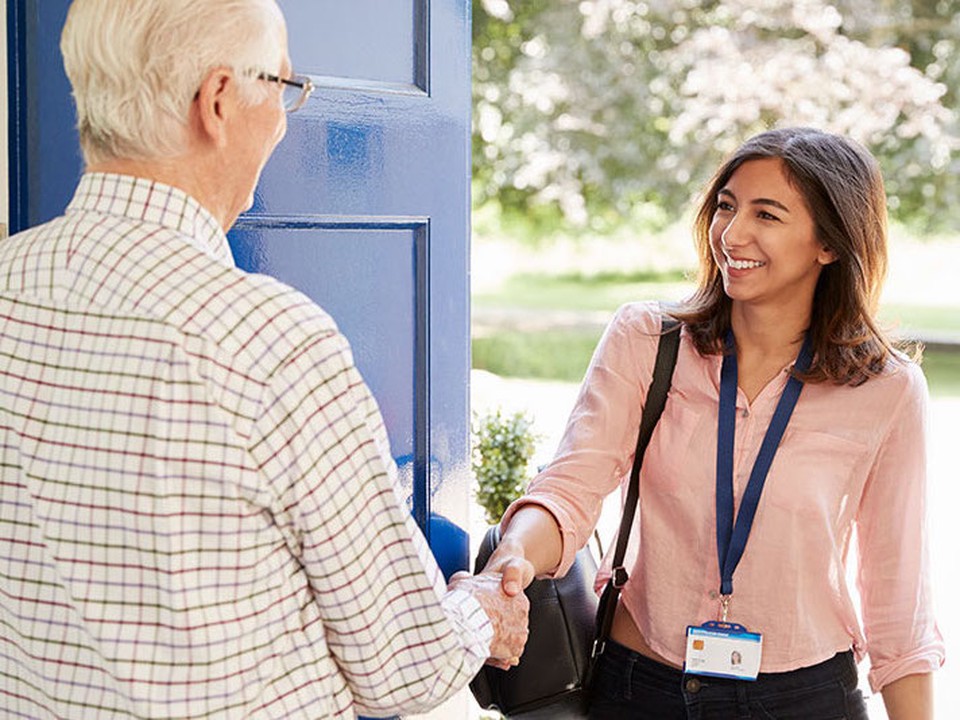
[588,639,869,720]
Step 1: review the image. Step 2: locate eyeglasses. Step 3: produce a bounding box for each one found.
[258,72,314,112]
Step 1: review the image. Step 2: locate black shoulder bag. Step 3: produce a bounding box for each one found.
[470,316,681,719]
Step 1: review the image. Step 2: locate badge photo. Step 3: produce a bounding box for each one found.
[685,621,763,681]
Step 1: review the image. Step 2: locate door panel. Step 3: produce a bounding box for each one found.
[6,0,472,571]
[283,0,427,90]
[238,0,472,555]
[229,219,424,503]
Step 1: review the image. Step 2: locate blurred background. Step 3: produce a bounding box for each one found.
[467,1,957,718]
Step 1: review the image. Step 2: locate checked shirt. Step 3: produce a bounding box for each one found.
[0,173,491,719]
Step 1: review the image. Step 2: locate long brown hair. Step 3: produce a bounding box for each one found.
[672,127,904,386]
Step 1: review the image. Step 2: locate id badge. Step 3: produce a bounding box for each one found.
[684,621,762,680]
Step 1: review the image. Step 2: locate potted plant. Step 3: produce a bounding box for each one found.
[472,408,538,526]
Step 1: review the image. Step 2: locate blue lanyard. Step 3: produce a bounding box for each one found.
[716,332,813,600]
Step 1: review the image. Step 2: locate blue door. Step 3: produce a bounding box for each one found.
[6,0,473,571]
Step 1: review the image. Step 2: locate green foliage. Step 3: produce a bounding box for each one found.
[472,409,539,525]
[473,0,960,234]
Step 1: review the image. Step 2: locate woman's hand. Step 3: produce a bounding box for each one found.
[479,534,537,598]
[471,504,563,668]
[482,505,563,597]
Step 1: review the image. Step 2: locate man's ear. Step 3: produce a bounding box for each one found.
[194,67,235,149]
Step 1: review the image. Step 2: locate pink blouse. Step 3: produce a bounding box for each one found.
[502,301,944,691]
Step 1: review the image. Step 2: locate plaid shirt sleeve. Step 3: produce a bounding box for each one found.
[248,326,492,715]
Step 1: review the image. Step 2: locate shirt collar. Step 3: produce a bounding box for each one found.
[66,172,235,265]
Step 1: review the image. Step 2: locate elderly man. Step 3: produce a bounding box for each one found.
[0,1,528,717]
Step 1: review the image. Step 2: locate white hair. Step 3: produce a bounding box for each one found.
[61,0,287,165]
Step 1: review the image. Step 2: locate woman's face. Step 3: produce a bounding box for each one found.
[709,157,836,314]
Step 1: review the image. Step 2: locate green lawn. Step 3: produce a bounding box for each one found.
[473,273,960,396]
[476,272,960,337]
[473,328,960,397]
[879,304,960,340]
[473,271,694,312]
[921,350,960,396]
[472,328,604,383]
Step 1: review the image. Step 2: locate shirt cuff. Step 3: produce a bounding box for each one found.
[442,587,494,668]
[868,641,946,692]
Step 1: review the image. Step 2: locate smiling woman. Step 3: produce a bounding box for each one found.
[680,128,894,387]
[710,159,835,337]
[479,127,944,720]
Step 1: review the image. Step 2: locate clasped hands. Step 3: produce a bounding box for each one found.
[448,536,536,670]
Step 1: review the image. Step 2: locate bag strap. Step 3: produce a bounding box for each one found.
[592,311,681,655]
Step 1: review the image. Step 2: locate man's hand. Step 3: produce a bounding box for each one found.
[448,571,529,669]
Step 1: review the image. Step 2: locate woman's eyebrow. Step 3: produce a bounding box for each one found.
[719,188,791,213]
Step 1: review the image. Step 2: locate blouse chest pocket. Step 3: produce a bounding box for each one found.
[640,401,716,499]
[762,429,869,523]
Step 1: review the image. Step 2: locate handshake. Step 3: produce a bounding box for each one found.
[448,536,538,669]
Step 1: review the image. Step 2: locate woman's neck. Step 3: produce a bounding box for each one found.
[730,302,809,355]
[729,302,810,402]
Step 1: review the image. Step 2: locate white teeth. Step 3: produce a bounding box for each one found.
[728,258,765,270]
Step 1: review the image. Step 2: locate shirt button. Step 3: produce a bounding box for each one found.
[685,678,702,693]
[709,590,718,599]
[742,408,750,418]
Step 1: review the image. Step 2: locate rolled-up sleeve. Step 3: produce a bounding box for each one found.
[856,363,945,691]
[500,302,661,577]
